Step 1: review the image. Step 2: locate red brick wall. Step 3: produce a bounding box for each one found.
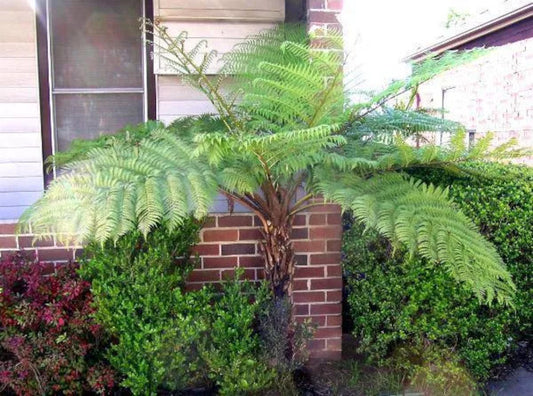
[190,204,343,359]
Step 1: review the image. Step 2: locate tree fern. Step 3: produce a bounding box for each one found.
[20,24,524,305]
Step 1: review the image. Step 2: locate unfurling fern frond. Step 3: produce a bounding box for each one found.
[312,170,515,305]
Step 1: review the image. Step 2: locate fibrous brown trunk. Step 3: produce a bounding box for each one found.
[259,221,295,299]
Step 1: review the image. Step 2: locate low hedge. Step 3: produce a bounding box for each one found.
[343,161,532,381]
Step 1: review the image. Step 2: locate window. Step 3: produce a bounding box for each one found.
[36,0,155,180]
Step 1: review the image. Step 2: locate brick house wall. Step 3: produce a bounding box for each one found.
[0,0,345,360]
[415,36,533,162]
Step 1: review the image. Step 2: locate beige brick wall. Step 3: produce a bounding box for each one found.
[416,37,533,162]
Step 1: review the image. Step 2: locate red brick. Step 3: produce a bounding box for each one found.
[309,214,326,225]
[308,0,326,9]
[311,278,342,290]
[218,215,253,227]
[294,266,325,278]
[221,269,256,281]
[292,215,307,226]
[192,244,220,256]
[203,217,217,228]
[184,283,204,291]
[239,228,262,241]
[308,339,326,351]
[0,223,16,234]
[326,337,342,351]
[293,240,325,252]
[296,315,326,326]
[310,253,341,265]
[307,204,340,213]
[326,239,342,252]
[295,254,308,265]
[310,303,341,315]
[221,243,255,255]
[327,213,342,225]
[290,228,308,239]
[310,226,341,240]
[326,290,342,302]
[294,304,309,316]
[326,315,342,327]
[0,236,17,249]
[18,236,54,248]
[293,279,309,291]
[315,327,342,339]
[188,270,220,283]
[203,256,237,269]
[326,265,342,277]
[37,248,74,262]
[239,255,263,268]
[73,249,84,261]
[293,291,325,303]
[202,229,238,242]
[327,0,343,10]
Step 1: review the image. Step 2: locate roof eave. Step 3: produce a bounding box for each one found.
[404,3,533,62]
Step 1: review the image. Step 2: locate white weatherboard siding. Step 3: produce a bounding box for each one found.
[155,0,284,21]
[154,0,284,118]
[0,0,43,222]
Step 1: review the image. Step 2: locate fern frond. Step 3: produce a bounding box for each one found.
[312,170,515,305]
[20,136,218,244]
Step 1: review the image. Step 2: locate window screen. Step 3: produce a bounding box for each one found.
[48,0,145,151]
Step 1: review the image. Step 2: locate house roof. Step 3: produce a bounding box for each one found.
[405,1,533,62]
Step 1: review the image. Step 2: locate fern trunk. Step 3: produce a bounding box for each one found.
[259,222,295,299]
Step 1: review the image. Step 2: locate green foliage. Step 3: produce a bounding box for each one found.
[21,24,523,305]
[79,221,203,395]
[198,271,276,395]
[344,161,532,381]
[412,161,533,337]
[393,345,478,396]
[81,225,280,394]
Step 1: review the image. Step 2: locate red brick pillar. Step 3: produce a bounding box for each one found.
[293,201,343,359]
[187,202,343,360]
[307,0,343,34]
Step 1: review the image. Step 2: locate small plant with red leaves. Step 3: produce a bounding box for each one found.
[0,252,116,395]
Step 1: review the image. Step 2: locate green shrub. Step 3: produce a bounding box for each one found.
[344,161,532,381]
[199,270,276,395]
[81,222,282,394]
[80,221,204,395]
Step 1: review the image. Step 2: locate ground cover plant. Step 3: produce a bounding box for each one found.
[343,161,533,392]
[0,253,115,395]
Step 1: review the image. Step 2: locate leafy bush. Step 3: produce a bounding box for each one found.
[81,222,284,395]
[344,161,532,381]
[80,221,204,395]
[0,253,115,395]
[199,271,276,395]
